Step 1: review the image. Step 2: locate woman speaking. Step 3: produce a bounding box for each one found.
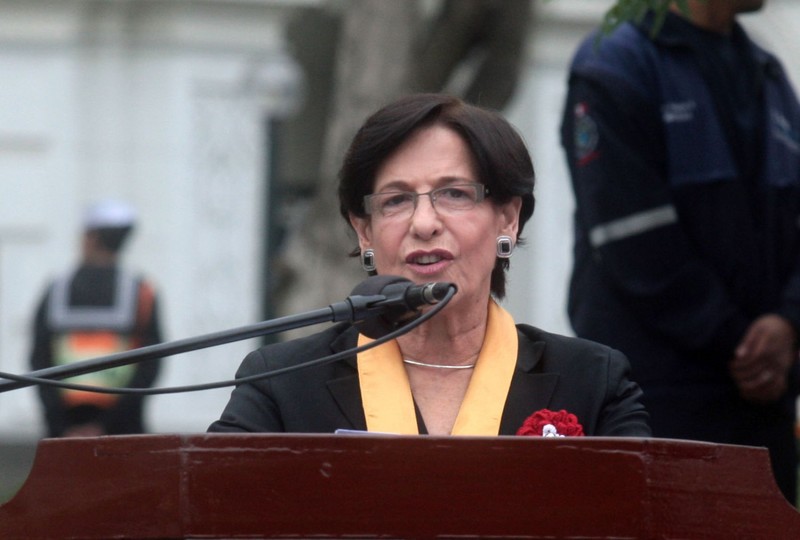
[209,93,650,437]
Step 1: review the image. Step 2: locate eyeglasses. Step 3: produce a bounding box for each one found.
[364,183,488,219]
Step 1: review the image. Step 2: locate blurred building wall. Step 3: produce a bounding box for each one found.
[0,0,307,443]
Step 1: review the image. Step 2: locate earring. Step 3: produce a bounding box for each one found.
[496,235,513,258]
[361,248,376,271]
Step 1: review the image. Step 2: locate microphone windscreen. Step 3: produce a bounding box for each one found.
[351,275,417,339]
[350,274,410,296]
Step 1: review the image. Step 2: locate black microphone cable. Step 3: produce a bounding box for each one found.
[0,284,456,396]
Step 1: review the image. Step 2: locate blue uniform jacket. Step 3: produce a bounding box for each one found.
[560,15,800,390]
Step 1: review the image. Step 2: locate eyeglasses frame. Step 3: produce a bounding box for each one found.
[363,182,489,218]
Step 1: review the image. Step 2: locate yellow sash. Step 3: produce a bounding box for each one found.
[356,300,518,435]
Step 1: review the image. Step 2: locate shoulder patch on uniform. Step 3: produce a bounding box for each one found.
[573,102,599,167]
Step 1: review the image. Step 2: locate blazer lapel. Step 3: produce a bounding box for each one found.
[323,326,562,434]
[327,373,367,430]
[325,328,368,430]
[499,335,560,434]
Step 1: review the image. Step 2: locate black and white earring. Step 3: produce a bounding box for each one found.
[361,248,376,272]
[496,235,514,258]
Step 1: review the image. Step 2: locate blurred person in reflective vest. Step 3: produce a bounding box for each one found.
[29,199,163,437]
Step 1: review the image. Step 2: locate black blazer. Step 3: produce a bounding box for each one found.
[208,323,651,437]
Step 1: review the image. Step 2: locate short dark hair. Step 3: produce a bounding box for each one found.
[92,226,134,253]
[338,93,535,298]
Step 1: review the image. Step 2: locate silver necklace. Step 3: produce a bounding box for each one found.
[402,358,476,370]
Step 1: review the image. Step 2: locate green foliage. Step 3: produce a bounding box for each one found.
[600,0,691,36]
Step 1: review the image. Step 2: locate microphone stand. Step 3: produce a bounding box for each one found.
[0,294,387,394]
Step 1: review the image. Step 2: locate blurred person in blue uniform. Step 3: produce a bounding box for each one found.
[29,199,163,437]
[561,0,800,502]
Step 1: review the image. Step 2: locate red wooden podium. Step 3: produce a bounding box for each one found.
[1,434,798,538]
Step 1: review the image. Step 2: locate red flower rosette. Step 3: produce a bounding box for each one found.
[517,409,585,437]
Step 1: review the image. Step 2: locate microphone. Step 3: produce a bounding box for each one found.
[342,275,456,339]
[0,275,455,394]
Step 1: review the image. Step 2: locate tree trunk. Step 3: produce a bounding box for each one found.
[275,0,418,337]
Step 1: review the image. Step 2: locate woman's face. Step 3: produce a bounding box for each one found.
[350,125,521,308]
